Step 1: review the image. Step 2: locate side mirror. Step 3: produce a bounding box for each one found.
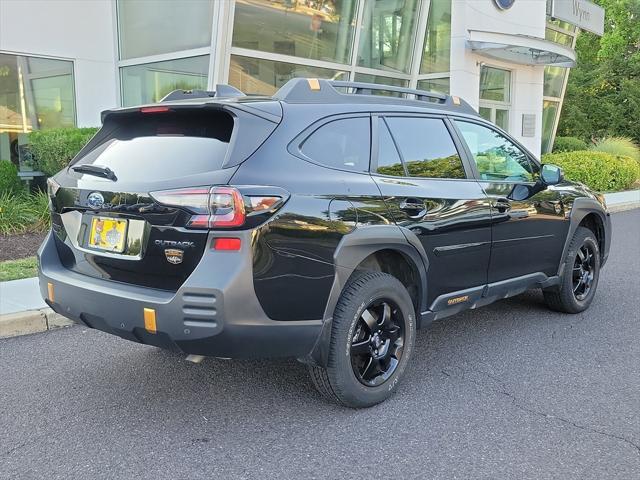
[541,164,564,186]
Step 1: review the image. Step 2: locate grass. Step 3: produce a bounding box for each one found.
[590,136,640,163]
[0,256,38,282]
[0,190,50,235]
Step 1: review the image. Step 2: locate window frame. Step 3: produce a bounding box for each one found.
[369,112,474,181]
[289,113,372,175]
[448,115,541,185]
[478,65,513,132]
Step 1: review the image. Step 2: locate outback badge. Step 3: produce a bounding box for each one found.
[164,249,184,265]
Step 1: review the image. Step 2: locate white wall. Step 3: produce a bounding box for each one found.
[0,0,118,127]
[449,0,547,156]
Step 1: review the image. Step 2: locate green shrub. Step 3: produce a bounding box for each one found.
[542,151,640,192]
[0,191,51,235]
[552,136,588,153]
[589,136,640,163]
[29,127,99,176]
[0,161,25,194]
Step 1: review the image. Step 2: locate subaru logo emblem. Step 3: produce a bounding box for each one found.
[87,192,104,209]
[493,0,515,9]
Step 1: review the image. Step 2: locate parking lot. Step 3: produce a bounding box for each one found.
[1,209,638,480]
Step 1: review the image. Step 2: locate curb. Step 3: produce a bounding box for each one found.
[604,190,640,213]
[607,202,639,213]
[0,308,74,339]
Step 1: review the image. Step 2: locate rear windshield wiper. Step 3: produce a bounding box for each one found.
[71,164,117,181]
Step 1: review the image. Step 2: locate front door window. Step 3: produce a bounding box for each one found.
[455,121,537,182]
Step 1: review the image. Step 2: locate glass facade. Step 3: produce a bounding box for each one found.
[541,17,578,152]
[479,66,511,132]
[417,77,449,94]
[0,53,75,167]
[118,0,214,59]
[120,56,209,106]
[420,0,451,74]
[480,66,510,102]
[232,0,357,64]
[110,0,579,154]
[229,55,346,96]
[541,100,560,153]
[357,0,421,74]
[544,66,566,98]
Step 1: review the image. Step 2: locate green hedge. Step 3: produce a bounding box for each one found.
[542,150,640,192]
[552,136,588,153]
[29,127,99,176]
[0,161,25,194]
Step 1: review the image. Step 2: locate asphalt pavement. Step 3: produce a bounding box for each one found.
[1,209,639,480]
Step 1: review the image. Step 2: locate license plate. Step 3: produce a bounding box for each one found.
[88,216,128,253]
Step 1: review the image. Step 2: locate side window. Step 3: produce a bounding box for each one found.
[454,121,537,182]
[376,119,405,177]
[384,117,466,179]
[300,117,370,172]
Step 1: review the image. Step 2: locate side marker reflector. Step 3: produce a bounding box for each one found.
[307,78,320,91]
[144,308,157,334]
[47,282,55,302]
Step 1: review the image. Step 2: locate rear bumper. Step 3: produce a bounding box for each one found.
[38,231,322,358]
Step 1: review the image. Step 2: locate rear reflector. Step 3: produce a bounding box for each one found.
[213,238,241,251]
[144,308,157,334]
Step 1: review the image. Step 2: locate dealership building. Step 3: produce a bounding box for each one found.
[0,0,604,171]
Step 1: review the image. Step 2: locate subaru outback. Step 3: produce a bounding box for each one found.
[39,79,611,407]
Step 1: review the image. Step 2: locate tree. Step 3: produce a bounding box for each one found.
[557,0,640,144]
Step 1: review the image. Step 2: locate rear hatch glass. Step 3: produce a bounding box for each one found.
[71,110,234,181]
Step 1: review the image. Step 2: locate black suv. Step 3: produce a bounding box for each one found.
[39,79,611,407]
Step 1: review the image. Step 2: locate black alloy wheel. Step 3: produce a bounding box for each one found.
[308,271,416,408]
[349,300,405,387]
[572,243,596,301]
[543,226,600,314]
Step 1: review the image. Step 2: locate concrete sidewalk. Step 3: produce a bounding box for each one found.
[0,277,46,315]
[0,277,72,338]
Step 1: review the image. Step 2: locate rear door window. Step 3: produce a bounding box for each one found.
[72,110,234,181]
[384,117,466,179]
[300,117,370,172]
[376,118,405,177]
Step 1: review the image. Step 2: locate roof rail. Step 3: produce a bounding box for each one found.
[161,84,245,102]
[273,78,478,116]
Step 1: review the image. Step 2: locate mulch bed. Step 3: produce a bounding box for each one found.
[0,231,47,262]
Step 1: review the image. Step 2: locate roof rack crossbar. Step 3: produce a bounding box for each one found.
[328,80,448,103]
[161,84,245,102]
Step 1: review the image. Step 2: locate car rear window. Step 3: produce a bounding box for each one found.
[72,110,234,181]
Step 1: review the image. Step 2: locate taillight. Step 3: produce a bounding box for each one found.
[150,186,283,229]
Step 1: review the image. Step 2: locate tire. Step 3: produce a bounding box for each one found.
[308,271,416,408]
[543,226,600,313]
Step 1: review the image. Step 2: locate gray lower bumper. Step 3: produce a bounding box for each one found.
[38,231,322,358]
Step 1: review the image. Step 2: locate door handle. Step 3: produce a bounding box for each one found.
[399,198,427,219]
[491,197,512,213]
